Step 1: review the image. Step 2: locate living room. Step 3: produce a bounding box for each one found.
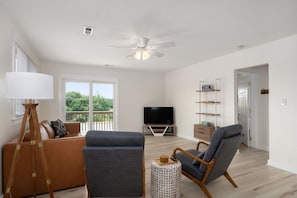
[1,1,297,197]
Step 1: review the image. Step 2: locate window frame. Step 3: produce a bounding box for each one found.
[58,74,119,132]
[12,42,37,120]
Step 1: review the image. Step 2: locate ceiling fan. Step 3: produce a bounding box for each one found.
[111,37,175,60]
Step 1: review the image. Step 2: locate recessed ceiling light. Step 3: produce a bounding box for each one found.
[83,26,94,36]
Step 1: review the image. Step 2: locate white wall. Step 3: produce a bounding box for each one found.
[252,66,269,150]
[0,6,41,194]
[166,34,297,174]
[41,62,165,132]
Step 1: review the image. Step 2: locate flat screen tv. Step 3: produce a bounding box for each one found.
[144,107,174,125]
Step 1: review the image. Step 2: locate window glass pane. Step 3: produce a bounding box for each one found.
[15,46,28,72]
[13,44,37,119]
[64,81,115,133]
[93,83,114,130]
[65,82,90,132]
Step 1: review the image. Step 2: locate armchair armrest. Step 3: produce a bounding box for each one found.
[173,147,216,183]
[196,141,209,151]
[173,147,208,166]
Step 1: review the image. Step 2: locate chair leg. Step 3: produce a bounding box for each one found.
[197,182,212,198]
[223,172,238,188]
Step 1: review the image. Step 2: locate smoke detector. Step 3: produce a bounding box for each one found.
[83,26,94,36]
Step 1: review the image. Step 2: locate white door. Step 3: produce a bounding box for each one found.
[237,77,251,146]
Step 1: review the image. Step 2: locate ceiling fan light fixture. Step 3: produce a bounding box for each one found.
[134,50,150,60]
[142,50,150,60]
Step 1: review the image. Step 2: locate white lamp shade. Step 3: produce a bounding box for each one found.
[5,72,53,100]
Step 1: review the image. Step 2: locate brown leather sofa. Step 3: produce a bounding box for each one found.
[2,120,86,198]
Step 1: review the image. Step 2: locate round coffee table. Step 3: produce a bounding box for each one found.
[151,160,181,198]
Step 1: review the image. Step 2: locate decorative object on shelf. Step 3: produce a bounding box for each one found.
[4,72,54,198]
[202,84,214,91]
[201,121,210,126]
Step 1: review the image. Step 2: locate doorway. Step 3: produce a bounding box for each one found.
[235,64,269,151]
[237,75,251,146]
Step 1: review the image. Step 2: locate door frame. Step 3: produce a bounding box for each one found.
[234,64,269,151]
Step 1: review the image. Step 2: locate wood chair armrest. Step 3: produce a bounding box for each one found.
[196,141,209,151]
[173,147,208,166]
[173,147,216,184]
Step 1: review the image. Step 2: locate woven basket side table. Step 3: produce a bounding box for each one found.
[151,160,181,198]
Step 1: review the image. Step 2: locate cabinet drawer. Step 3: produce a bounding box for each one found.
[194,124,215,141]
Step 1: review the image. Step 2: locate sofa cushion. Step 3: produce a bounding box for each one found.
[51,119,68,138]
[175,149,204,181]
[40,125,50,140]
[23,125,49,141]
[192,151,205,165]
[40,120,56,138]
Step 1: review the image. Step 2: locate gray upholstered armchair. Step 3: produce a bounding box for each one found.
[173,124,243,198]
[83,131,145,198]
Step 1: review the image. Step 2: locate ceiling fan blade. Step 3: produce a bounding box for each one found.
[127,52,136,57]
[149,50,164,57]
[150,41,175,48]
[109,44,137,49]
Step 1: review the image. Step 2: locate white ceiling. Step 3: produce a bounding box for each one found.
[1,0,297,72]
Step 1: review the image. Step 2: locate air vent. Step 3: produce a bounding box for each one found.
[83,26,94,36]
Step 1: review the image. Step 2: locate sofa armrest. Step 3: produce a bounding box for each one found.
[2,135,86,197]
[64,122,80,135]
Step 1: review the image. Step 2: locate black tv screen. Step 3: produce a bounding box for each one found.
[144,107,174,125]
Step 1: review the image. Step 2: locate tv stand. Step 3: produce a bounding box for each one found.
[143,124,176,136]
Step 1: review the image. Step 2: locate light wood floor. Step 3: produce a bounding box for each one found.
[35,135,297,198]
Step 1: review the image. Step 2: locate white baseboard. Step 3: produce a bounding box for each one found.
[254,144,269,151]
[267,159,297,174]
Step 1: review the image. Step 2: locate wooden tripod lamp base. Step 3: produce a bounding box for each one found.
[5,103,54,198]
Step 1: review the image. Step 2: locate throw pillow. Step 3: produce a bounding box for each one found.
[192,151,205,166]
[199,128,224,172]
[51,119,67,138]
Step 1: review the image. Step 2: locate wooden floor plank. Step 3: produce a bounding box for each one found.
[34,135,297,198]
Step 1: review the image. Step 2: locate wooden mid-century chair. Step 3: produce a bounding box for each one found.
[173,124,243,198]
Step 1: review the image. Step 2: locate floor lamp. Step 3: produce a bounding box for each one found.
[5,72,54,198]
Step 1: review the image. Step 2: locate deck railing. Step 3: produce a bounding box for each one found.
[66,111,113,133]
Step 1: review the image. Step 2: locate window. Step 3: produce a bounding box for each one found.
[13,43,37,119]
[64,80,115,134]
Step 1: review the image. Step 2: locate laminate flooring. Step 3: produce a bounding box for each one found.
[35,135,297,198]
